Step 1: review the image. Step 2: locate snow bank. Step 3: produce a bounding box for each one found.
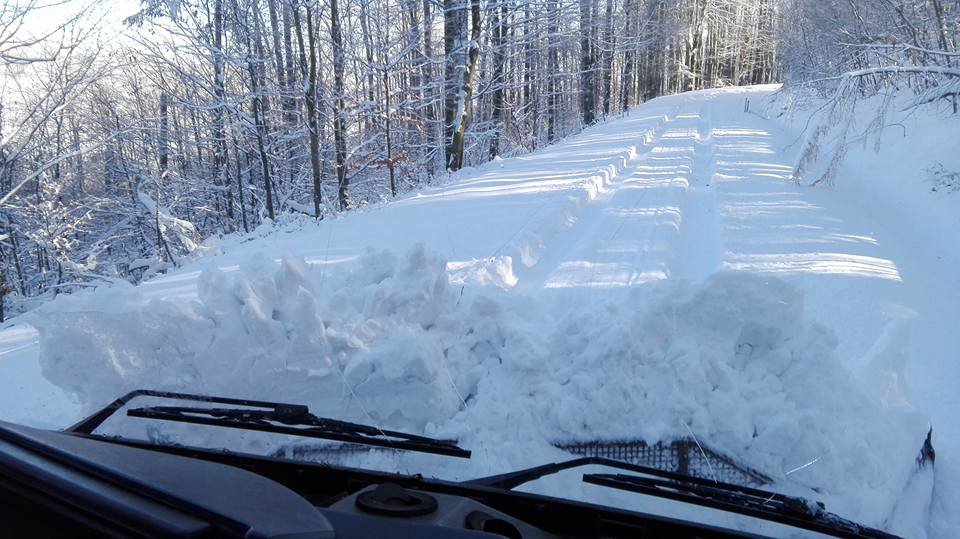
[33,245,926,526]
[765,88,960,271]
[37,246,474,432]
[479,272,927,525]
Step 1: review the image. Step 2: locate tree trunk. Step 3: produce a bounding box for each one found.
[295,4,323,217]
[546,0,560,141]
[157,91,169,257]
[489,0,507,159]
[384,64,396,196]
[72,119,83,192]
[234,0,276,221]
[449,0,482,171]
[621,0,635,112]
[0,273,6,322]
[159,91,169,177]
[359,2,376,137]
[212,0,231,224]
[602,0,615,115]
[330,0,349,210]
[231,130,249,232]
[580,0,596,126]
[423,0,443,169]
[0,226,10,322]
[522,3,539,147]
[443,0,467,169]
[0,100,6,195]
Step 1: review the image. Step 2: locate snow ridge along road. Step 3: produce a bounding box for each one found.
[520,96,732,294]
[2,85,958,537]
[517,104,684,292]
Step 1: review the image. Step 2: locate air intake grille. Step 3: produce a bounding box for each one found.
[555,439,771,487]
[274,438,771,488]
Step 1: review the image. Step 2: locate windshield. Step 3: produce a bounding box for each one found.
[0,1,957,537]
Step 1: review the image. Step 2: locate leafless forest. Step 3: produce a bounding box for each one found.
[0,0,957,320]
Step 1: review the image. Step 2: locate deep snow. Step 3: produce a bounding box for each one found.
[1,85,957,537]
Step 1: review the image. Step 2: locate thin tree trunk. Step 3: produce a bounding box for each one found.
[521,3,540,147]
[443,0,466,169]
[359,2,376,137]
[621,0,635,112]
[602,0,615,115]
[580,0,596,125]
[489,0,507,159]
[231,131,249,232]
[330,0,350,210]
[0,101,7,195]
[295,4,323,217]
[157,91,169,257]
[235,1,276,220]
[384,58,396,196]
[0,272,6,322]
[423,0,443,168]
[212,0,232,224]
[449,0,482,171]
[547,0,560,141]
[159,91,169,177]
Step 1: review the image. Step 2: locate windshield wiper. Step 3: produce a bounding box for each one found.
[468,456,896,539]
[67,389,470,458]
[584,472,895,539]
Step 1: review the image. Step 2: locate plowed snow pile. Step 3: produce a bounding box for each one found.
[33,245,926,527]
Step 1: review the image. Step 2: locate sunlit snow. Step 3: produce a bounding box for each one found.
[2,85,958,536]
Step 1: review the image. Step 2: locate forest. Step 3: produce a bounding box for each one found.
[0,0,957,321]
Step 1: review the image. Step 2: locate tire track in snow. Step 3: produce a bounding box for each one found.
[671,96,723,281]
[510,109,675,291]
[491,111,675,288]
[515,104,695,294]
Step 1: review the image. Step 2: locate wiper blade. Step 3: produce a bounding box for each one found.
[127,404,471,458]
[583,472,897,539]
[467,456,895,538]
[68,389,470,458]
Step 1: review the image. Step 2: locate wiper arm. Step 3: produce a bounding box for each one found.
[127,404,471,457]
[467,456,895,538]
[467,456,659,490]
[67,389,470,458]
[583,472,897,539]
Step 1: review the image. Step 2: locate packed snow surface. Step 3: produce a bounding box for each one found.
[3,85,958,536]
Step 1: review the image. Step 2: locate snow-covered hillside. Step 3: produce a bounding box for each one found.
[2,85,958,537]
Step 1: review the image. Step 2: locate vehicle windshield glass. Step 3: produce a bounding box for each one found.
[0,1,956,537]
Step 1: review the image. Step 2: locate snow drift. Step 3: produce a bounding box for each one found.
[33,245,927,527]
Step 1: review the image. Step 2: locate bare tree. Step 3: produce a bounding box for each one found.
[1,0,792,318]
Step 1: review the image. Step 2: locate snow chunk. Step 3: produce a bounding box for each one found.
[33,247,926,527]
[449,272,927,526]
[447,256,519,289]
[36,245,476,433]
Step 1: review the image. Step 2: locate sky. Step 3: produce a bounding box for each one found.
[0,0,143,93]
[12,0,142,43]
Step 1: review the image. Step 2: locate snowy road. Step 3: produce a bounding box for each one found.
[514,88,960,536]
[2,85,958,536]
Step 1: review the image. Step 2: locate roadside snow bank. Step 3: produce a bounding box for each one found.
[766,88,960,271]
[37,246,480,432]
[33,246,926,527]
[451,272,928,525]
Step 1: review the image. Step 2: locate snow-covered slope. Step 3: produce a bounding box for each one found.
[2,85,957,536]
[768,89,960,539]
